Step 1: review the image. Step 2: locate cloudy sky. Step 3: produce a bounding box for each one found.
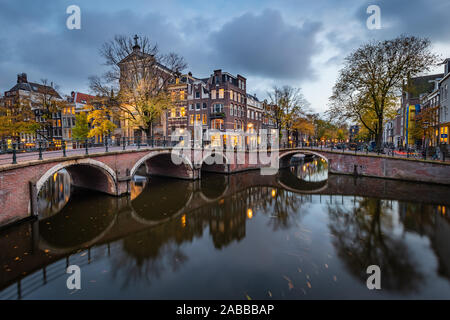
[1,0,449,114]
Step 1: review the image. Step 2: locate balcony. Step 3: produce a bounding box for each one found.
[210,112,225,119]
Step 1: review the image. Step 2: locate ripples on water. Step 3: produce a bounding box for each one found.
[1,156,450,300]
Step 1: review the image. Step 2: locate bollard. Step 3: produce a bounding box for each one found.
[137,136,141,149]
[123,137,126,151]
[105,136,109,153]
[38,142,43,160]
[62,141,66,157]
[85,139,89,155]
[12,143,17,164]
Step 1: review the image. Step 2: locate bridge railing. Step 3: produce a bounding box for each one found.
[0,138,447,165]
[0,137,181,165]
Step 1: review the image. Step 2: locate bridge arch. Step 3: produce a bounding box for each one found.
[200,151,230,173]
[130,150,195,179]
[278,149,329,168]
[36,158,118,197]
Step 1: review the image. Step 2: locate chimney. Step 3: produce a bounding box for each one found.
[17,73,28,84]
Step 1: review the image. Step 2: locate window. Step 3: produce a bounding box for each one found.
[202,103,207,109]
[180,91,185,100]
[196,114,201,124]
[211,90,216,100]
[196,91,200,99]
[214,104,224,113]
[189,104,193,111]
[180,107,186,117]
[211,119,223,130]
[202,114,207,125]
[230,104,234,116]
[171,108,176,118]
[190,115,194,125]
[196,103,201,110]
[219,89,224,99]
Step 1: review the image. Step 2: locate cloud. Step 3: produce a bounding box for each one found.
[207,9,322,81]
[354,0,450,42]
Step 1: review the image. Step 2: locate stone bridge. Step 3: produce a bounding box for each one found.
[0,146,449,227]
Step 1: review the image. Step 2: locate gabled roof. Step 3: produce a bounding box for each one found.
[72,92,96,104]
[246,93,260,102]
[405,74,444,99]
[118,50,174,75]
[8,81,62,99]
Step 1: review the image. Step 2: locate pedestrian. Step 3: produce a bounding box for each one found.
[432,146,440,160]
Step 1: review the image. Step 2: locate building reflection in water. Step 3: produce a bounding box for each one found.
[291,158,328,182]
[1,158,450,299]
[38,169,71,219]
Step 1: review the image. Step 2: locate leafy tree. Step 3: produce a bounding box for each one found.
[329,35,439,150]
[86,106,117,139]
[72,112,90,140]
[0,99,38,143]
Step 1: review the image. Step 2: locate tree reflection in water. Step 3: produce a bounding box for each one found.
[327,198,424,293]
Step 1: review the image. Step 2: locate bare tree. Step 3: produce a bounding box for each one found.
[34,79,66,142]
[329,35,439,150]
[267,85,310,140]
[90,34,187,137]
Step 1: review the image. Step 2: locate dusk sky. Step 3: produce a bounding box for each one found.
[1,0,449,114]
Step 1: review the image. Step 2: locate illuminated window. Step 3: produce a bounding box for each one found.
[202,114,207,125]
[180,90,185,100]
[190,115,194,125]
[196,114,201,124]
[211,119,223,130]
[219,89,224,99]
[171,108,176,118]
[180,107,186,117]
[211,90,216,99]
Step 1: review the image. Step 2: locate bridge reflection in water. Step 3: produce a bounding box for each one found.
[1,156,450,299]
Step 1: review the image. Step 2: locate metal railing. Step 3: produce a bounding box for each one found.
[0,138,448,165]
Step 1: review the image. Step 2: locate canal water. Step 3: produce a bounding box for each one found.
[1,157,450,299]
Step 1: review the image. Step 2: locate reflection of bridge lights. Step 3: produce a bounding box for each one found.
[219,199,224,205]
[271,189,276,198]
[302,165,306,172]
[181,214,186,227]
[247,208,253,219]
[53,173,57,182]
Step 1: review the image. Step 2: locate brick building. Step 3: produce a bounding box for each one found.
[438,58,450,154]
[3,73,63,145]
[401,73,443,147]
